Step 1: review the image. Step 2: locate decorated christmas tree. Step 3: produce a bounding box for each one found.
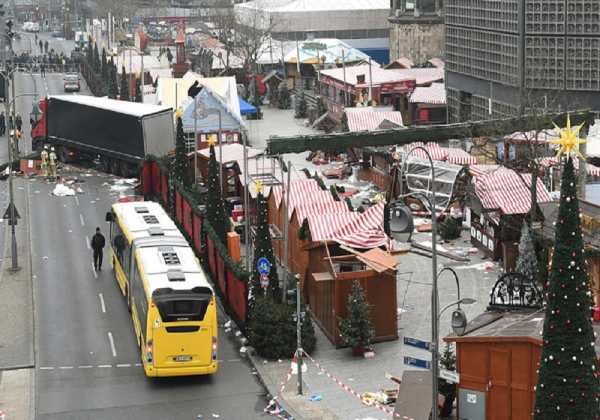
[516,223,539,284]
[534,117,600,418]
[171,114,187,185]
[120,67,129,101]
[205,137,230,243]
[339,280,374,351]
[250,185,281,302]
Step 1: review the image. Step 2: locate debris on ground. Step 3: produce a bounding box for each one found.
[52,183,75,196]
[309,394,322,402]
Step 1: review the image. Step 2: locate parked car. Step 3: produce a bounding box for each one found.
[63,73,80,92]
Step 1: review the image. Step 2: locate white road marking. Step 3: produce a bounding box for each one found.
[98,293,106,313]
[59,366,73,370]
[135,363,142,367]
[91,262,97,279]
[78,365,93,369]
[227,359,241,362]
[116,363,131,368]
[85,235,91,250]
[79,214,85,226]
[39,366,54,370]
[107,332,117,357]
[98,364,112,368]
[75,196,79,206]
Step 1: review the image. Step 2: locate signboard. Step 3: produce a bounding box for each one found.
[439,368,460,384]
[3,202,20,225]
[257,257,271,275]
[403,336,431,351]
[403,356,430,370]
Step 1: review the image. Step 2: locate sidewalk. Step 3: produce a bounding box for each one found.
[0,177,35,420]
[244,232,502,420]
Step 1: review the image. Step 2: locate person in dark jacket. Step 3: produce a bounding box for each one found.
[15,114,22,131]
[91,227,106,271]
[0,112,5,136]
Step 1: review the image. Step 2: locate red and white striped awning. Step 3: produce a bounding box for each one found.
[474,168,553,215]
[404,142,476,166]
[307,202,389,249]
[539,157,600,177]
[345,107,404,132]
[273,180,389,249]
[407,142,448,161]
[446,148,477,165]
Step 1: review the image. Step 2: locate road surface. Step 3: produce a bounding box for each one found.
[4,32,268,420]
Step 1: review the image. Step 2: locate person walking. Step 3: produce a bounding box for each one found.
[48,146,57,179]
[44,40,48,54]
[39,39,43,54]
[91,227,106,271]
[0,112,5,137]
[15,114,22,131]
[40,62,45,77]
[40,145,49,177]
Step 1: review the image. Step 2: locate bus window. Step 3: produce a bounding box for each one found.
[132,261,147,334]
[153,290,212,323]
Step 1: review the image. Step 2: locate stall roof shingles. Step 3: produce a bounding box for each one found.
[409,83,446,105]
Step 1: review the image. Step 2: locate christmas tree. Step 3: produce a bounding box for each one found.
[205,137,230,243]
[135,77,142,102]
[534,117,600,419]
[516,223,539,284]
[294,91,307,119]
[316,95,327,118]
[339,280,374,350]
[120,67,129,101]
[101,48,108,82]
[250,187,281,302]
[93,43,100,72]
[171,115,188,185]
[277,82,291,110]
[108,66,119,99]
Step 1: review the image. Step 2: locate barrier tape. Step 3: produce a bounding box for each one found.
[301,350,415,420]
[263,356,296,420]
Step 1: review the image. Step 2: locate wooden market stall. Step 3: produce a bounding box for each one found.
[308,247,398,347]
[467,165,553,270]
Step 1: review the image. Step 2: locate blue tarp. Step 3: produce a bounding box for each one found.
[239,98,257,115]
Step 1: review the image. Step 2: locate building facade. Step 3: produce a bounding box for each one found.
[446,0,600,122]
[388,0,445,65]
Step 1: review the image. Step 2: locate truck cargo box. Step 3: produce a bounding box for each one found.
[47,95,174,163]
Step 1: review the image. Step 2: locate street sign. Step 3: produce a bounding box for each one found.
[439,368,460,384]
[260,273,269,289]
[403,336,431,351]
[3,202,20,225]
[257,257,272,275]
[403,356,431,370]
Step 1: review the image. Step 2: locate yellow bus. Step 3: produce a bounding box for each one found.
[106,201,218,377]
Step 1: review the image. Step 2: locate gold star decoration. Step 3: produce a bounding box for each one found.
[254,180,263,194]
[207,135,217,147]
[550,115,586,159]
[175,107,183,119]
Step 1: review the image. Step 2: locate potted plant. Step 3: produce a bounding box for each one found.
[339,280,374,356]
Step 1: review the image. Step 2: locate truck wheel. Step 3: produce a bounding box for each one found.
[119,161,129,178]
[110,159,120,175]
[58,147,69,163]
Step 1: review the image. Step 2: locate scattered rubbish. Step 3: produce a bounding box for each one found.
[361,391,395,406]
[196,415,203,419]
[224,320,232,328]
[364,350,376,359]
[224,328,231,333]
[291,360,307,375]
[239,346,247,354]
[234,330,242,337]
[265,399,282,415]
[211,414,220,418]
[34,190,40,194]
[52,184,75,196]
[309,394,322,402]
[68,230,72,233]
[110,184,131,192]
[240,337,248,345]
[348,378,354,381]
[76,187,84,194]
[277,359,282,363]
[263,360,268,365]
[42,256,48,260]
